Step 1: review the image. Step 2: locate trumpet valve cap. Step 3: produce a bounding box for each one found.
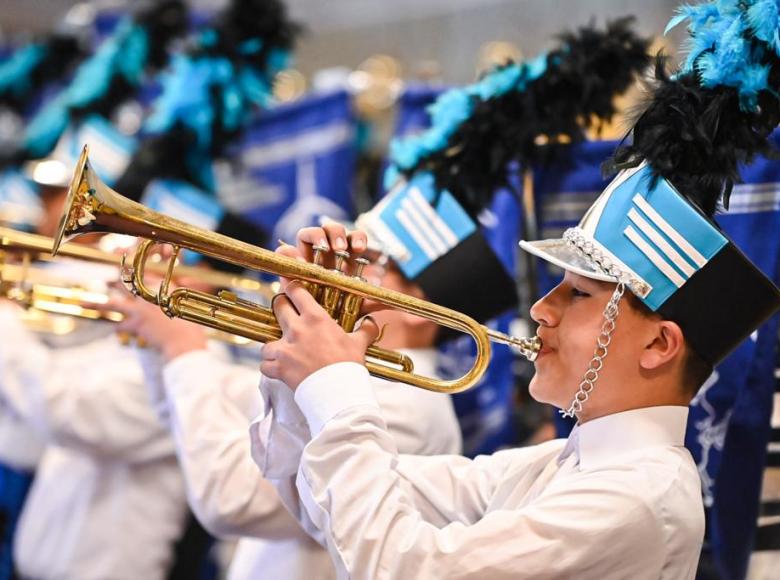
[353,257,369,278]
[334,250,350,272]
[312,244,329,266]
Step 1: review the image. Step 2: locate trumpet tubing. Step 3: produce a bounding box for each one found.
[0,226,275,301]
[54,146,540,393]
[1,277,256,346]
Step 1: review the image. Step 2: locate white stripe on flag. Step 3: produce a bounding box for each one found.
[732,181,780,194]
[395,209,440,261]
[400,197,449,256]
[632,195,707,268]
[241,123,354,169]
[407,188,460,248]
[728,185,780,214]
[627,208,695,277]
[624,225,686,287]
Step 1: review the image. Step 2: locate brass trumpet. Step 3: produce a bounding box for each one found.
[0,226,275,299]
[1,271,124,323]
[53,146,540,393]
[0,228,272,345]
[1,266,255,346]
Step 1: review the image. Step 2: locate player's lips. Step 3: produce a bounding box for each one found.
[534,333,555,359]
[536,345,554,359]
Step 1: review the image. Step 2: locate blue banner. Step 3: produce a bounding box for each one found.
[218,90,357,246]
[688,138,780,580]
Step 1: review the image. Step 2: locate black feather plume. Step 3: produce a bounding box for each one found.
[68,0,189,124]
[0,0,188,169]
[605,2,780,216]
[391,17,651,217]
[0,33,87,116]
[114,0,301,201]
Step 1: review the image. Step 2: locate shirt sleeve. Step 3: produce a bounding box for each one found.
[250,362,471,545]
[293,364,669,579]
[0,306,175,464]
[162,350,306,540]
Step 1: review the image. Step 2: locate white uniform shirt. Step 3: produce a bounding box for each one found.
[0,304,188,580]
[0,399,44,471]
[157,347,461,580]
[252,362,705,580]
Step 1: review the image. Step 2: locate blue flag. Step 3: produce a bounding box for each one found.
[218,90,357,246]
[686,136,780,580]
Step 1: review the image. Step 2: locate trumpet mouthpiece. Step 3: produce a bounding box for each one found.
[485,330,542,361]
[510,335,542,361]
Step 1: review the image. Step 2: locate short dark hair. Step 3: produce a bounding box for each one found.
[624,292,712,397]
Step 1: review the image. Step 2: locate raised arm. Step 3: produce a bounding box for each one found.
[116,295,307,540]
[162,349,304,539]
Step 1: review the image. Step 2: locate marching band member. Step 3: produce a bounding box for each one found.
[0,289,190,579]
[0,175,191,579]
[250,2,780,577]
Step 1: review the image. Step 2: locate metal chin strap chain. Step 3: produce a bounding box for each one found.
[560,281,626,419]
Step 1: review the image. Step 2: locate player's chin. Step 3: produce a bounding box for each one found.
[528,373,551,405]
[528,372,568,408]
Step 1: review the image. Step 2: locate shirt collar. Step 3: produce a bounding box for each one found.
[558,405,689,470]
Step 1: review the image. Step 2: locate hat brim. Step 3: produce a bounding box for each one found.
[519,238,617,283]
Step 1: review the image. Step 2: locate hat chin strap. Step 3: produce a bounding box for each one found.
[560,281,626,420]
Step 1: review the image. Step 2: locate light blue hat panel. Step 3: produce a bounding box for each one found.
[375,172,476,279]
[592,164,728,310]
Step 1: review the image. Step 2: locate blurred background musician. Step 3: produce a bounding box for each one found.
[0,165,192,579]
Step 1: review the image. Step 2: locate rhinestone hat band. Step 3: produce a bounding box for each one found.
[562,228,650,297]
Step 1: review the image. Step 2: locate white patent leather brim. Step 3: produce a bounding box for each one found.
[519,238,617,283]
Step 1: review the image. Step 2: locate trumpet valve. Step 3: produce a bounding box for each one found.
[353,257,370,279]
[338,257,370,331]
[320,284,343,318]
[321,250,350,318]
[304,243,330,300]
[333,250,350,273]
[311,244,329,266]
